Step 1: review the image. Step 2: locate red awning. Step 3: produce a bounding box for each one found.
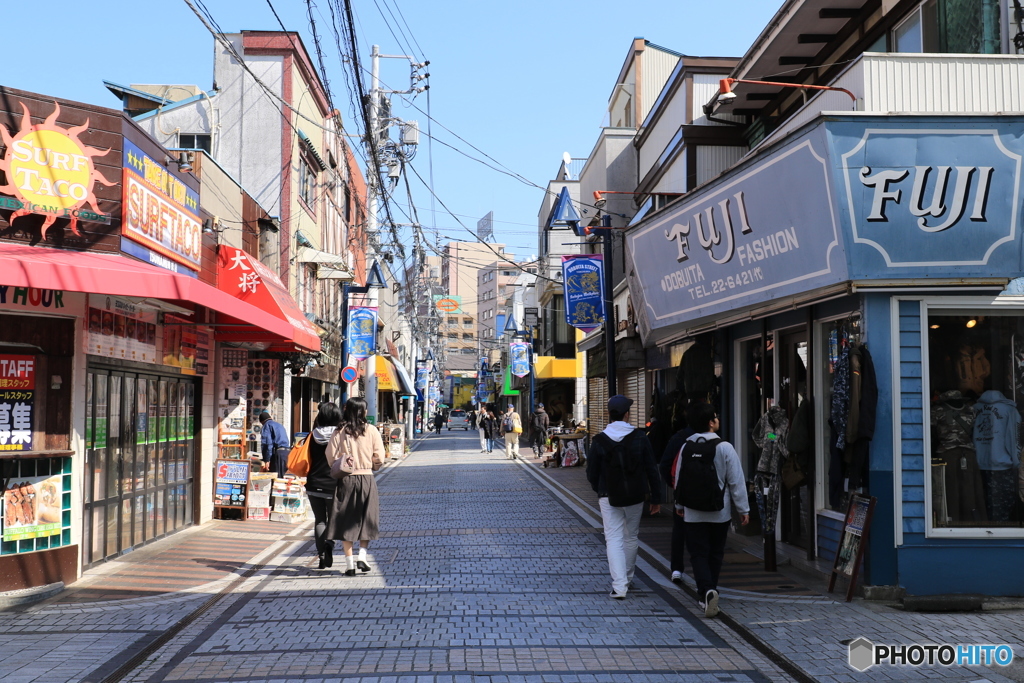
[216,246,321,352]
[0,243,301,345]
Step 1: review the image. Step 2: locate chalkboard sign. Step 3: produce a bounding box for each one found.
[828,494,876,602]
[214,459,250,512]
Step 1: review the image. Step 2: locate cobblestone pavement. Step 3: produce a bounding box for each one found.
[522,451,1024,683]
[0,431,792,683]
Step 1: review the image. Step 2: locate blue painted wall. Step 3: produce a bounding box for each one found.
[864,294,898,586]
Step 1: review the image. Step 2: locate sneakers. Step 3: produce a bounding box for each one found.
[671,571,683,584]
[704,589,720,617]
[609,590,627,600]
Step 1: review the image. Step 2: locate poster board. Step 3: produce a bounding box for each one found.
[214,458,251,518]
[828,494,876,602]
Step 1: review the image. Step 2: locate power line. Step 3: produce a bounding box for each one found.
[265,0,288,30]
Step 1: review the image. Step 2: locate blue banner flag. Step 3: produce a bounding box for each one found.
[509,341,530,378]
[347,306,378,361]
[562,255,605,334]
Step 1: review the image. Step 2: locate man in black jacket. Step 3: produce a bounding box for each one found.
[587,395,662,599]
[659,402,696,584]
[528,403,550,457]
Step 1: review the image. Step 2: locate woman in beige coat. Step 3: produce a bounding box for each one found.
[325,397,385,576]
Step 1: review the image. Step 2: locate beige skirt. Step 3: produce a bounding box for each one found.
[326,474,380,542]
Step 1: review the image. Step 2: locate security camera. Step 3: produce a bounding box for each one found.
[718,91,737,105]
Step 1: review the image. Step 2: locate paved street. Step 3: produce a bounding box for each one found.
[1,431,1022,682]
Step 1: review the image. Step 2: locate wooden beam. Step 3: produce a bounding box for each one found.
[819,8,860,19]
[798,33,837,43]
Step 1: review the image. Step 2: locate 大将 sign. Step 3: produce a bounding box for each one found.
[122,139,201,271]
[0,101,113,236]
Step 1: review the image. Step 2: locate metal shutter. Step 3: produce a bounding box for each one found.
[623,369,647,426]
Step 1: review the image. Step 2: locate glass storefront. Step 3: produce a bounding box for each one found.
[926,309,1024,531]
[83,367,196,566]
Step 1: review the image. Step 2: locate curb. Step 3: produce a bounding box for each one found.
[0,581,64,610]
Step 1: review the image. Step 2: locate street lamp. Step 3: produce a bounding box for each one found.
[340,260,388,417]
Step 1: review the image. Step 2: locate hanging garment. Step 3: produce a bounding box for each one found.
[931,390,977,452]
[830,346,851,450]
[956,345,991,396]
[753,405,790,475]
[680,338,715,400]
[844,344,878,490]
[973,390,1022,471]
[753,473,780,534]
[786,398,812,470]
[934,446,987,524]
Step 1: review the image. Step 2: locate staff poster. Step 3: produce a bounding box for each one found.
[0,355,35,452]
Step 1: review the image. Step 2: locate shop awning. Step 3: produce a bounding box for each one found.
[375,356,416,396]
[217,246,321,352]
[0,243,299,342]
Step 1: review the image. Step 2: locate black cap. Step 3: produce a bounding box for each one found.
[607,395,633,414]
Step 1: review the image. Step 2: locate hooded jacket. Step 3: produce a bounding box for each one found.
[973,390,1022,471]
[586,421,661,505]
[305,425,337,495]
[530,407,550,437]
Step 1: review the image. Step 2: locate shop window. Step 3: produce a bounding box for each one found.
[926,310,1024,531]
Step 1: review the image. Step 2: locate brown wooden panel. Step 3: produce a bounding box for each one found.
[0,544,78,590]
[44,355,72,451]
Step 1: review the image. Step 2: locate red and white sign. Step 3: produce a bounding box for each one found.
[123,173,201,271]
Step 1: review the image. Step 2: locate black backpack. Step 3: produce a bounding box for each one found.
[674,436,724,511]
[596,431,648,507]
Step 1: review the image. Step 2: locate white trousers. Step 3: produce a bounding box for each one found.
[504,432,520,458]
[599,498,644,595]
[478,428,488,451]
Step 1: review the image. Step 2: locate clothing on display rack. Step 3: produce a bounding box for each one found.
[972,389,1022,522]
[930,390,986,525]
[752,405,789,535]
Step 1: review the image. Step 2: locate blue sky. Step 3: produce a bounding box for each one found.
[3,1,780,260]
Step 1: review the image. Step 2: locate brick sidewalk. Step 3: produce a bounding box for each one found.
[45,518,307,605]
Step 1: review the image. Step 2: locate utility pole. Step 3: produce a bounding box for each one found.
[364,44,381,424]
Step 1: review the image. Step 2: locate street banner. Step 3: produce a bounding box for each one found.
[0,355,35,452]
[347,306,378,361]
[562,255,605,334]
[416,367,428,390]
[509,341,530,378]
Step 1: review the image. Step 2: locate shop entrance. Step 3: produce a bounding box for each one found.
[82,368,196,567]
[777,328,810,549]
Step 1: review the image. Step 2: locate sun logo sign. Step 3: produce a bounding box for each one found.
[0,101,114,238]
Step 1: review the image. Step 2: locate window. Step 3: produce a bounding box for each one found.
[177,133,211,154]
[925,306,1024,534]
[448,317,458,326]
[892,0,999,54]
[461,348,475,354]
[463,318,473,328]
[462,333,474,340]
[299,156,317,207]
[447,332,457,339]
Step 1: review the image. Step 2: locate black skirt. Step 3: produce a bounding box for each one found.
[325,474,380,542]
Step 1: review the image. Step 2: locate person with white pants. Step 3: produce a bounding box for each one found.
[586,395,662,598]
[498,403,522,460]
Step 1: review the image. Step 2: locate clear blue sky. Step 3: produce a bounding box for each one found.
[3,1,780,260]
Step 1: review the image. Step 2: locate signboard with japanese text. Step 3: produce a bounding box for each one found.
[347,306,378,361]
[0,287,81,314]
[85,295,158,363]
[434,295,462,313]
[122,139,201,271]
[0,355,34,452]
[562,255,605,334]
[214,459,250,509]
[416,367,427,390]
[509,341,530,378]
[2,473,62,541]
[162,316,211,376]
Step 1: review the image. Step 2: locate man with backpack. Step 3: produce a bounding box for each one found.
[498,403,522,459]
[529,403,550,458]
[675,402,748,618]
[659,401,696,585]
[586,395,662,599]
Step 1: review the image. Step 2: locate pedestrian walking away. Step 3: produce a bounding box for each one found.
[477,406,493,452]
[259,411,290,476]
[676,402,749,617]
[433,412,443,435]
[305,401,341,569]
[529,402,550,457]
[325,397,385,576]
[659,401,696,584]
[586,395,662,599]
[499,403,522,459]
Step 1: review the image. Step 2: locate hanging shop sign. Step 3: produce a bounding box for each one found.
[0,355,35,452]
[0,287,76,312]
[122,139,201,271]
[85,295,159,364]
[834,119,1023,275]
[562,255,605,334]
[415,366,427,390]
[0,101,113,238]
[627,128,845,342]
[509,340,530,378]
[434,295,462,313]
[347,306,378,361]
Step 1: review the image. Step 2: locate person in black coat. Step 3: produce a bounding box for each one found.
[479,408,499,453]
[306,402,343,569]
[659,403,696,584]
